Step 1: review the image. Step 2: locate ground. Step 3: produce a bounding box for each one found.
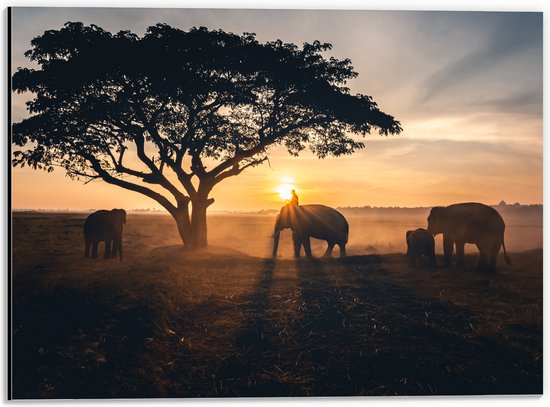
[10,212,542,398]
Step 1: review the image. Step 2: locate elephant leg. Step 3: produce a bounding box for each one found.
[111,239,119,259]
[84,240,91,258]
[476,242,490,269]
[487,241,502,273]
[113,229,123,260]
[292,232,302,258]
[323,242,335,257]
[443,235,453,267]
[91,242,99,258]
[118,240,123,260]
[455,242,465,267]
[338,243,346,258]
[104,239,112,259]
[302,237,312,257]
[428,246,437,267]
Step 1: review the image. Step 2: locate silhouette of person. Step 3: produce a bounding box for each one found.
[290,189,299,206]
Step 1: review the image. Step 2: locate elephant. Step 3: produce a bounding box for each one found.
[84,209,126,260]
[272,204,349,258]
[426,202,511,272]
[406,228,436,267]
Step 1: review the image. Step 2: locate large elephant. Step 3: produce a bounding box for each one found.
[272,204,349,258]
[406,228,436,267]
[84,209,126,260]
[426,202,511,271]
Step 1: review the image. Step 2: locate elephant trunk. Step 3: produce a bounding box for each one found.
[272,232,280,257]
[272,216,282,257]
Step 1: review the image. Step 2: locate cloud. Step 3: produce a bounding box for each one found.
[360,137,542,175]
[472,89,543,116]
[418,13,542,114]
[10,9,543,210]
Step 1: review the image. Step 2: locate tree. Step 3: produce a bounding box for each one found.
[12,22,402,249]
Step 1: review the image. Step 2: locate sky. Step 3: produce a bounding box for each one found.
[10,5,543,211]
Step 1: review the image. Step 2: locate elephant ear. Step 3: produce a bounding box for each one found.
[278,206,291,227]
[111,208,127,224]
[433,206,445,216]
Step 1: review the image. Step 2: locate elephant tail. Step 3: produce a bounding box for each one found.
[502,239,512,265]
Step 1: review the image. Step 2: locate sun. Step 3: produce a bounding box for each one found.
[276,183,296,201]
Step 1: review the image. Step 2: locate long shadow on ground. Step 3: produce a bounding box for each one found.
[208,255,542,396]
[11,254,542,398]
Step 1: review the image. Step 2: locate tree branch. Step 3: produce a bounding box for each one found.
[208,117,326,178]
[66,167,102,184]
[137,106,198,199]
[213,156,268,184]
[132,131,190,202]
[82,152,179,215]
[184,106,208,179]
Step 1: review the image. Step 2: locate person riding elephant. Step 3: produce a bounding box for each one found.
[406,228,436,267]
[84,208,126,260]
[426,202,511,272]
[290,189,299,206]
[272,203,348,258]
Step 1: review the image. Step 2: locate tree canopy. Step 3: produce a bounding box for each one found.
[12,22,402,248]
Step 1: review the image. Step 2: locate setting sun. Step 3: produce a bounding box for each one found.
[276,183,296,201]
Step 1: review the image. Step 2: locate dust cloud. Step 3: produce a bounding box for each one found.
[13,205,540,260]
[202,206,542,258]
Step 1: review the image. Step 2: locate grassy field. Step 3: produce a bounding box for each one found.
[10,211,542,398]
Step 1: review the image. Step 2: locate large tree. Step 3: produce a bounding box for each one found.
[12,22,401,249]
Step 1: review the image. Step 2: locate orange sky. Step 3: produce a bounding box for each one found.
[10,8,543,211]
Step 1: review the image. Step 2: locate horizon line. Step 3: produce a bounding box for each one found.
[11,202,544,213]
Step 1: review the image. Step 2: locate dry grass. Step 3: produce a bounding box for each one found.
[11,212,542,398]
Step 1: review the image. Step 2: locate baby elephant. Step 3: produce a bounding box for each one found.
[406,228,436,267]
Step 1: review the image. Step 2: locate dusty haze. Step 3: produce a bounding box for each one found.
[14,205,541,260]
[206,206,542,257]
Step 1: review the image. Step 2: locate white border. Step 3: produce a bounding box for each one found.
[2,1,547,406]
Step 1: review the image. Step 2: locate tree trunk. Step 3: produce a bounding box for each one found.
[190,200,209,249]
[171,197,212,250]
[173,206,193,248]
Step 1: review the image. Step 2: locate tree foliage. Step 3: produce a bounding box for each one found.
[12,22,402,247]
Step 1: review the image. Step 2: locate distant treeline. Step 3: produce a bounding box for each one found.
[12,204,543,216]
